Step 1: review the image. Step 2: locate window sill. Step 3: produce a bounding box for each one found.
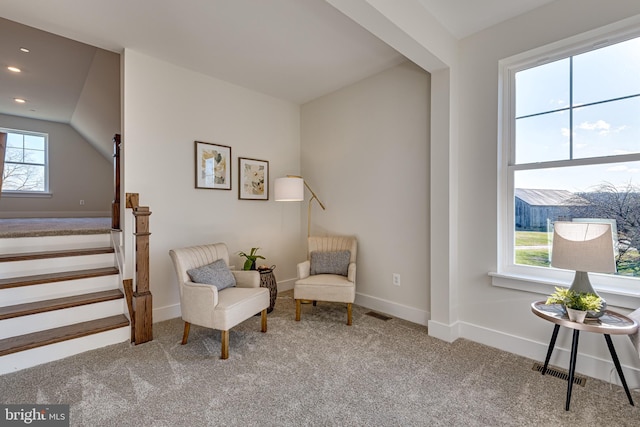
[490,271,640,310]
[1,191,52,198]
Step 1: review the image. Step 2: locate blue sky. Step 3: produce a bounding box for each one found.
[514,36,640,193]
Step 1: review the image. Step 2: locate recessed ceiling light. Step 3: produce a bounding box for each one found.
[7,66,21,73]
[14,98,26,103]
[20,47,30,53]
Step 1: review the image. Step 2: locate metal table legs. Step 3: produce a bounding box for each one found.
[566,329,580,410]
[541,326,635,410]
[604,334,634,406]
[542,324,560,375]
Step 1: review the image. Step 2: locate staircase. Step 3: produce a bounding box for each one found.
[0,232,130,375]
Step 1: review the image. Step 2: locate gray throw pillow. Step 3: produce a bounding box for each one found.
[187,259,236,291]
[310,250,351,276]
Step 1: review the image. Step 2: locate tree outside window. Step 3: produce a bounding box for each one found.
[504,33,640,279]
[1,129,48,193]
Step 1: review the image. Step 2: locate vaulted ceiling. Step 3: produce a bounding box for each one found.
[0,0,557,149]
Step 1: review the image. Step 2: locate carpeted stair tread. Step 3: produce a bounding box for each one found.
[0,267,119,290]
[0,314,129,357]
[0,247,114,262]
[0,289,124,320]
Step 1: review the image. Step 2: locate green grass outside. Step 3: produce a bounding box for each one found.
[515,231,550,247]
[515,248,550,267]
[515,231,640,276]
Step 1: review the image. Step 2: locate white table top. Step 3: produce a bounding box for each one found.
[531,300,638,335]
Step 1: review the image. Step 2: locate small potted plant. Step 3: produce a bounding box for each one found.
[545,287,603,323]
[237,247,265,271]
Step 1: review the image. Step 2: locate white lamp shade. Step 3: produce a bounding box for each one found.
[274,177,304,201]
[551,221,616,273]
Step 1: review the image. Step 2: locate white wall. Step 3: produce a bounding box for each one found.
[455,1,640,385]
[70,48,121,160]
[0,113,112,217]
[301,61,430,324]
[122,49,303,321]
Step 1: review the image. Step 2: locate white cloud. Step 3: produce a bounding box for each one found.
[577,120,610,132]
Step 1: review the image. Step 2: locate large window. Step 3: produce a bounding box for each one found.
[497,22,640,297]
[1,128,48,194]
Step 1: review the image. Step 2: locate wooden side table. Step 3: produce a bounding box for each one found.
[531,301,638,410]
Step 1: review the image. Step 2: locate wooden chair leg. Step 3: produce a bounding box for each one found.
[295,299,301,321]
[220,330,229,359]
[261,309,267,332]
[181,322,190,344]
[347,303,352,326]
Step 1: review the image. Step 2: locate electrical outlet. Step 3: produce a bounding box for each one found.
[392,273,401,286]
[79,200,85,205]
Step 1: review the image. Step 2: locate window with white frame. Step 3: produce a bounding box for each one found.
[498,23,640,293]
[1,128,48,194]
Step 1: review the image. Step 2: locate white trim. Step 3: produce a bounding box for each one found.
[0,126,49,193]
[427,319,460,343]
[276,277,295,292]
[153,303,181,323]
[490,272,640,310]
[459,320,640,389]
[500,15,640,73]
[355,291,430,326]
[0,191,52,198]
[497,16,640,297]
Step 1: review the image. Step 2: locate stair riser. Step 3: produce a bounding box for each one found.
[0,275,120,307]
[0,299,126,340]
[0,253,116,279]
[0,326,130,375]
[0,234,112,255]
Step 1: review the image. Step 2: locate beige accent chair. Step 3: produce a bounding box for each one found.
[169,243,269,359]
[294,236,357,325]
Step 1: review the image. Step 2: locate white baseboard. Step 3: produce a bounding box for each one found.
[355,292,430,326]
[277,278,295,292]
[458,321,640,389]
[427,320,460,343]
[153,303,181,323]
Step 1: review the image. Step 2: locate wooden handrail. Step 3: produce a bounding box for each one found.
[112,134,121,230]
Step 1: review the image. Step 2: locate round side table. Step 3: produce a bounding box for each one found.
[531,301,637,411]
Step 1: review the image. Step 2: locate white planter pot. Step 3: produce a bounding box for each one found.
[566,307,587,323]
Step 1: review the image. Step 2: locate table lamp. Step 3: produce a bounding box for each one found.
[274,175,325,237]
[551,221,616,317]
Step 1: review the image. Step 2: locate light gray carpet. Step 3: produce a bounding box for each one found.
[1,291,639,426]
[0,217,111,238]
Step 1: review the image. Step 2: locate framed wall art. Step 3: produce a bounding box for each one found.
[238,157,269,200]
[195,141,232,190]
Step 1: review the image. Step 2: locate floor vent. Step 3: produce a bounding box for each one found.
[365,311,392,321]
[532,362,587,387]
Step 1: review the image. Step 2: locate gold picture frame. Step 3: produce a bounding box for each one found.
[238,157,268,200]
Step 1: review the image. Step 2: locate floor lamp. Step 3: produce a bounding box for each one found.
[274,175,325,237]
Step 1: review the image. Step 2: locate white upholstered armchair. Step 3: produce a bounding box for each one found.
[294,236,357,325]
[169,243,269,359]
